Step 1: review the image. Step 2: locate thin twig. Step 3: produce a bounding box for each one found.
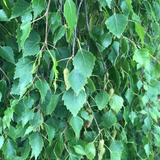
[72,0,84,57]
[0,67,11,90]
[45,0,51,44]
[86,101,100,133]
[84,0,90,51]
[95,43,107,73]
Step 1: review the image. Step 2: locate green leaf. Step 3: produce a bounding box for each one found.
[3,107,14,128]
[73,49,95,77]
[20,12,32,49]
[109,94,124,114]
[68,68,87,95]
[35,80,50,103]
[32,0,46,19]
[46,95,59,115]
[14,57,34,92]
[110,140,123,159]
[154,134,160,147]
[0,46,15,64]
[129,111,137,124]
[133,49,150,70]
[0,118,2,134]
[53,26,65,44]
[135,22,145,46]
[21,140,30,160]
[62,89,86,116]
[73,145,86,155]
[144,144,150,157]
[111,151,121,160]
[105,14,127,38]
[23,30,40,56]
[125,0,134,13]
[23,97,34,110]
[87,78,96,94]
[153,62,160,79]
[64,0,77,35]
[125,88,134,105]
[0,9,8,21]
[2,139,17,159]
[21,110,34,127]
[85,142,96,160]
[102,110,117,128]
[95,91,109,110]
[45,124,55,144]
[11,0,30,18]
[29,132,43,159]
[0,136,4,149]
[69,116,83,138]
[0,92,2,102]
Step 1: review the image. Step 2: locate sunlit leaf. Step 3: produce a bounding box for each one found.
[85,143,96,159]
[68,68,87,95]
[73,49,95,77]
[105,14,127,38]
[62,89,86,116]
[69,116,83,138]
[109,94,124,114]
[29,132,43,159]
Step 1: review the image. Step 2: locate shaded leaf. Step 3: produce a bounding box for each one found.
[105,14,127,38]
[125,0,134,13]
[53,26,65,43]
[45,124,55,144]
[46,95,59,115]
[73,49,95,77]
[62,89,86,116]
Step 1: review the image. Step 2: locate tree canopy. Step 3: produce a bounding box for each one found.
[0,0,160,159]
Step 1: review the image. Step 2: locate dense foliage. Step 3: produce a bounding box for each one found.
[0,0,160,159]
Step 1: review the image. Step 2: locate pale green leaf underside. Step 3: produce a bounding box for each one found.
[105,14,127,38]
[68,68,87,95]
[73,49,95,77]
[62,89,86,116]
[109,94,124,114]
